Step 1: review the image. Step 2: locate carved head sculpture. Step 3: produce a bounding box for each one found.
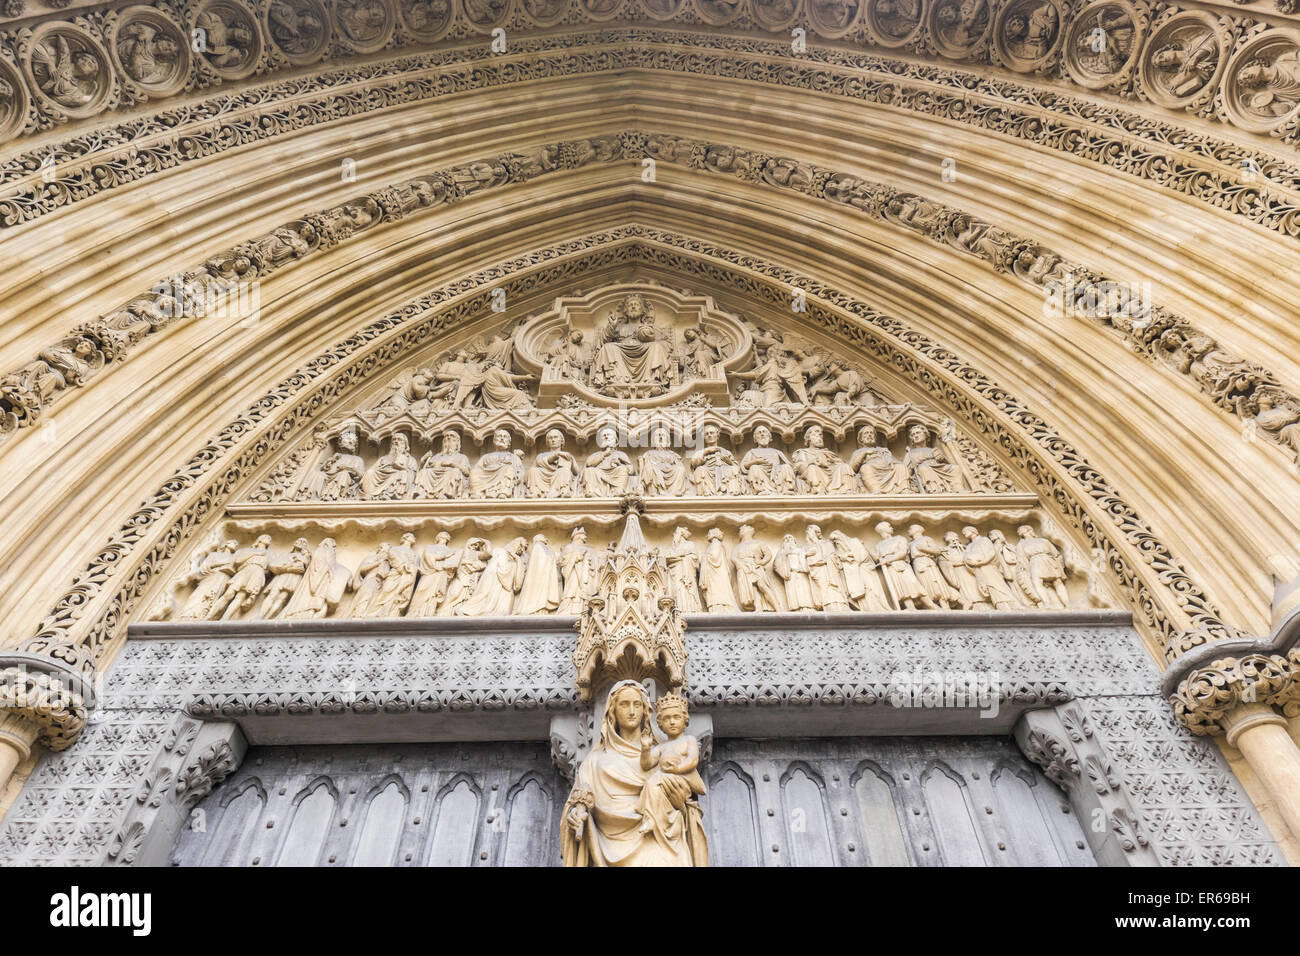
[907,425,931,446]
[391,433,410,456]
[683,328,698,342]
[603,679,651,745]
[655,691,689,737]
[807,524,823,542]
[253,534,272,549]
[1018,525,1037,539]
[875,521,893,537]
[673,526,692,544]
[753,425,772,447]
[572,526,588,544]
[907,524,924,539]
[989,530,1008,546]
[623,293,648,321]
[435,531,452,546]
[441,430,461,453]
[338,428,359,453]
[544,428,566,451]
[533,533,549,548]
[651,427,672,449]
[707,527,724,544]
[701,424,721,446]
[509,536,528,555]
[804,424,826,448]
[596,426,617,449]
[401,532,416,548]
[857,425,881,447]
[961,525,979,542]
[491,428,512,451]
[1152,46,1181,71]
[321,536,337,551]
[738,523,755,540]
[944,531,961,547]
[782,533,798,549]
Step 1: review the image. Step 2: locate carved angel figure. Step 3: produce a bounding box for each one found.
[31,34,100,107]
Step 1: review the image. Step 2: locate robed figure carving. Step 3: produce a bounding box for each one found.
[589,293,676,394]
[562,681,708,867]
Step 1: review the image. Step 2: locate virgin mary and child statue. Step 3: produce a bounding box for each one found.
[561,681,709,866]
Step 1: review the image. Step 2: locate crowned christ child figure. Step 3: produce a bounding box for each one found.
[637,692,706,840]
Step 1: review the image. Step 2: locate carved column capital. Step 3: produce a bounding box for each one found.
[0,652,94,752]
[1169,652,1298,736]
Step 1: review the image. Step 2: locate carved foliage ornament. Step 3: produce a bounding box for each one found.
[1169,651,1300,735]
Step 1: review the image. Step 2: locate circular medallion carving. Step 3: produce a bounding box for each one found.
[1063,0,1143,90]
[1138,11,1226,111]
[693,0,744,26]
[264,0,330,64]
[1222,29,1300,135]
[864,0,924,48]
[579,0,623,20]
[928,0,991,59]
[23,22,113,119]
[192,0,262,80]
[109,6,191,96]
[520,0,569,27]
[992,0,1062,73]
[462,0,509,31]
[643,0,688,22]
[0,56,30,144]
[399,0,453,40]
[808,0,860,40]
[332,0,396,53]
[749,0,799,31]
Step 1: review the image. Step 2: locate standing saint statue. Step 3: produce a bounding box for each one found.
[774,533,817,612]
[258,538,312,619]
[698,528,739,612]
[517,534,562,616]
[874,521,925,610]
[638,428,691,495]
[440,538,492,615]
[805,524,851,611]
[732,524,783,612]
[559,527,596,614]
[1014,526,1070,609]
[665,526,704,613]
[456,536,528,616]
[408,532,459,617]
[562,680,708,866]
[282,538,351,620]
[829,530,892,611]
[175,539,238,621]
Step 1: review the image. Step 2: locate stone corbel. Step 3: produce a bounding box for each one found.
[103,717,245,867]
[1014,705,1161,867]
[0,652,93,792]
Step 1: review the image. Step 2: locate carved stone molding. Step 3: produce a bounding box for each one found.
[2,27,1300,240]
[0,651,93,752]
[1015,705,1161,866]
[16,227,1236,685]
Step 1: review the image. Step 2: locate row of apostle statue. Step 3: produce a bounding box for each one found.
[300,422,969,501]
[163,520,1073,624]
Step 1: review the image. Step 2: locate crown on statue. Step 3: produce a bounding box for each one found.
[655,691,689,720]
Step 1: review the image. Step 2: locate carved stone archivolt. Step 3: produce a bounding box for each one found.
[15,226,1236,716]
